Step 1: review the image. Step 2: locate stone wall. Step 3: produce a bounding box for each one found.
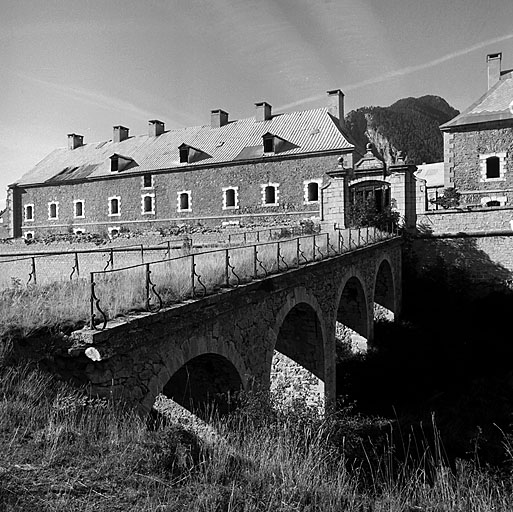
[15,153,338,238]
[418,207,513,233]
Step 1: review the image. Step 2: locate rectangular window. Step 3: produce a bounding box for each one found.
[48,202,59,220]
[263,138,274,153]
[141,193,155,214]
[177,190,192,212]
[480,152,506,182]
[142,174,153,188]
[74,200,84,218]
[24,204,34,222]
[108,196,121,216]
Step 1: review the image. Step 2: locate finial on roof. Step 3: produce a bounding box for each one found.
[395,151,405,164]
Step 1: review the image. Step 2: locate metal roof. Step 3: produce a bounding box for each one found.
[15,108,355,186]
[441,71,513,130]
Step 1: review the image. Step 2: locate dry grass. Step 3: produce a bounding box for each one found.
[1,234,341,337]
[1,365,512,511]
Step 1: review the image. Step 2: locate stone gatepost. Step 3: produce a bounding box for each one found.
[388,156,418,230]
[320,164,352,232]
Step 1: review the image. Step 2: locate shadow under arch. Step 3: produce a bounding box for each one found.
[337,275,369,339]
[270,289,327,405]
[374,257,396,319]
[162,353,243,417]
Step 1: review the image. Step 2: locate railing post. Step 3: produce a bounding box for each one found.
[141,244,144,264]
[253,245,258,279]
[276,241,280,272]
[75,252,80,277]
[296,238,300,267]
[167,241,171,259]
[243,232,247,245]
[348,229,352,250]
[90,272,95,329]
[145,263,150,311]
[110,248,114,270]
[225,249,230,287]
[366,228,369,245]
[257,231,260,243]
[312,235,316,262]
[326,233,330,256]
[190,254,195,297]
[228,233,232,244]
[31,257,37,285]
[338,231,342,253]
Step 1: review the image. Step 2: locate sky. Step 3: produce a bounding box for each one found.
[2,0,513,210]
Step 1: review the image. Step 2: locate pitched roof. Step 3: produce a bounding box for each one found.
[441,71,513,130]
[14,108,355,186]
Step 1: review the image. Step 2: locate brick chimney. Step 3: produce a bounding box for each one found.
[113,125,129,143]
[211,109,229,128]
[148,120,165,137]
[327,89,344,125]
[255,102,272,122]
[67,133,83,150]
[487,52,502,89]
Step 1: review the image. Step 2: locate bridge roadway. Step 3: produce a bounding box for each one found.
[69,236,402,414]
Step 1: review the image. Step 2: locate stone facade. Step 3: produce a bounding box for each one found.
[13,154,337,238]
[68,238,401,414]
[444,126,513,207]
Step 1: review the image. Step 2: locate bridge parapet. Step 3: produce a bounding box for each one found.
[69,236,402,415]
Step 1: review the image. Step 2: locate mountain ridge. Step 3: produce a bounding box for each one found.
[344,95,459,165]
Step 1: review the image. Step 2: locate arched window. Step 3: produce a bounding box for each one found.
[48,202,58,219]
[265,185,276,204]
[24,205,34,221]
[143,195,153,213]
[109,197,120,215]
[486,156,500,179]
[307,182,319,202]
[178,191,191,211]
[225,188,236,207]
[74,200,84,218]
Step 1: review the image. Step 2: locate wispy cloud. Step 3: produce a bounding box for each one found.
[277,33,513,111]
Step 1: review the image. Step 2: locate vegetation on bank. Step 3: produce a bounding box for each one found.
[1,365,512,511]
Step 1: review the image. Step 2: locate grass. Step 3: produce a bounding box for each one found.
[1,364,512,511]
[0,234,338,338]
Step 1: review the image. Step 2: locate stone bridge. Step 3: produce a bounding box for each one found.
[70,237,402,414]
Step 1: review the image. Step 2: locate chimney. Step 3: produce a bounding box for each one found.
[255,102,272,122]
[148,120,165,137]
[487,52,502,89]
[113,125,129,143]
[327,89,345,125]
[67,133,83,150]
[211,109,229,128]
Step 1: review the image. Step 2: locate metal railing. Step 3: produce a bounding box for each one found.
[89,226,399,330]
[0,239,191,288]
[227,224,320,245]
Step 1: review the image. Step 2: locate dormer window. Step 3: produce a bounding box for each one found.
[263,135,275,153]
[111,155,119,173]
[110,153,135,173]
[262,133,288,154]
[179,146,190,163]
[178,144,211,164]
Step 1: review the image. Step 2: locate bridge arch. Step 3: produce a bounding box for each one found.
[268,287,329,405]
[140,335,248,416]
[373,256,397,319]
[336,273,370,340]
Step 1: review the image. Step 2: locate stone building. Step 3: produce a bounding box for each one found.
[441,52,513,208]
[6,90,363,239]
